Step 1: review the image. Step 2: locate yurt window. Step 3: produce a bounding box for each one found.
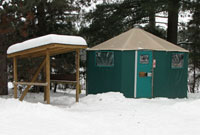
[171,53,184,68]
[95,51,114,67]
[140,54,149,64]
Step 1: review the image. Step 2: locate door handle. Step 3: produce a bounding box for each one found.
[147,72,152,77]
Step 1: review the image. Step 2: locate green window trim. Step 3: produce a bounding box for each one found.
[95,51,114,67]
[171,53,184,69]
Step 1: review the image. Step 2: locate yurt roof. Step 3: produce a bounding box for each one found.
[88,28,188,52]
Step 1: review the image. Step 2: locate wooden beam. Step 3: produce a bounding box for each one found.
[13,57,18,99]
[18,47,64,58]
[75,50,80,102]
[7,43,87,58]
[53,44,87,49]
[19,58,46,101]
[43,65,46,101]
[18,50,49,59]
[18,48,75,59]
[46,51,50,104]
[51,80,77,84]
[50,48,75,57]
[13,82,48,86]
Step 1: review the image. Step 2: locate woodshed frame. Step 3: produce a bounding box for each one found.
[8,43,87,104]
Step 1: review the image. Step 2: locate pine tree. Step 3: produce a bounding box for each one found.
[0,1,17,95]
[187,0,200,92]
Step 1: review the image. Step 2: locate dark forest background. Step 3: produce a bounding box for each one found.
[0,0,199,95]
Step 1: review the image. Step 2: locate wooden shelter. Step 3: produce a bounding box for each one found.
[7,34,87,104]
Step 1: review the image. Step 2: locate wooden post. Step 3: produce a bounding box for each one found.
[13,57,18,98]
[43,66,46,101]
[46,51,50,104]
[19,58,46,101]
[75,50,80,102]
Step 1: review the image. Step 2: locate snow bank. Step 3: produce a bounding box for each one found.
[7,34,87,54]
[1,92,200,135]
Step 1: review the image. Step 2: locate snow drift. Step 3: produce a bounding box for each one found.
[0,92,200,135]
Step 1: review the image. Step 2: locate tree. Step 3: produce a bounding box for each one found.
[0,35,8,95]
[0,1,17,95]
[80,3,127,47]
[187,0,200,93]
[167,0,180,44]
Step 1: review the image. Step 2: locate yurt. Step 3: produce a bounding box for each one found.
[86,28,188,98]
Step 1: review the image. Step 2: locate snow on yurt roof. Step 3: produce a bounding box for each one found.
[88,28,189,52]
[7,34,87,54]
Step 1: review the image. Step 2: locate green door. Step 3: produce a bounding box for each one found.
[135,50,153,98]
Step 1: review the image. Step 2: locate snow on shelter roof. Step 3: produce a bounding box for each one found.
[7,34,87,55]
[88,28,189,52]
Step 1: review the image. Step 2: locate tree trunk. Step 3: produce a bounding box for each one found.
[0,35,8,95]
[54,83,57,93]
[149,7,155,29]
[37,1,46,36]
[191,44,197,93]
[192,62,196,93]
[167,0,180,44]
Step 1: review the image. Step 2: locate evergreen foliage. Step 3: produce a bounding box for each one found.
[80,0,167,47]
[187,0,200,92]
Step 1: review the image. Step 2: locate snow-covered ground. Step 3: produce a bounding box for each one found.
[0,88,200,135]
